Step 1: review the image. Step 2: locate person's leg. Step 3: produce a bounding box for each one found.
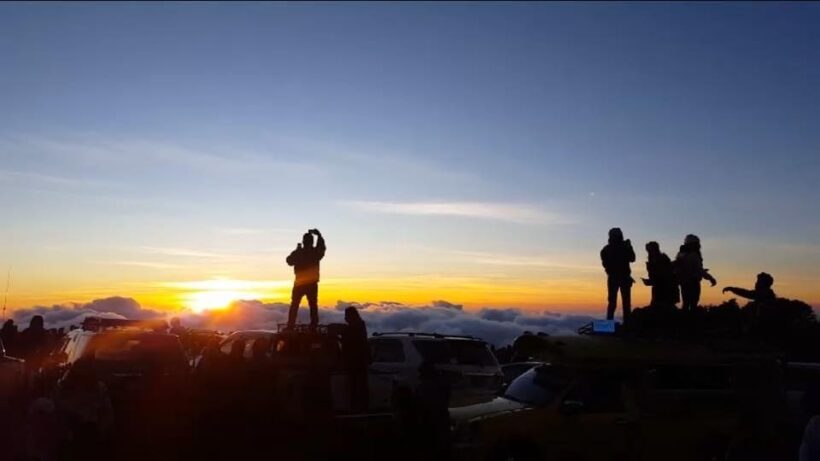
[606,277,618,320]
[692,282,702,309]
[287,285,305,327]
[306,283,319,329]
[622,280,632,320]
[680,282,694,311]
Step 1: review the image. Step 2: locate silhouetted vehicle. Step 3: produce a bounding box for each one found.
[451,334,788,461]
[500,362,542,388]
[179,329,225,367]
[369,332,503,410]
[209,326,364,415]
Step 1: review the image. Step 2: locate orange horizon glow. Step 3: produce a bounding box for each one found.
[5,275,819,316]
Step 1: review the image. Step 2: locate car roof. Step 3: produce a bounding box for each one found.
[518,335,780,367]
[371,332,485,342]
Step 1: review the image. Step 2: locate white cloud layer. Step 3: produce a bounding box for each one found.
[11,297,594,347]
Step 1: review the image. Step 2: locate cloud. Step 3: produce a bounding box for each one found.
[11,297,594,347]
[343,200,568,225]
[0,134,315,176]
[11,297,164,330]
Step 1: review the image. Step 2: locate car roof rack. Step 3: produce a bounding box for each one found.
[81,317,168,332]
[275,323,331,334]
[372,331,479,340]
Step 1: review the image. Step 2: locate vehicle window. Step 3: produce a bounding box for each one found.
[90,334,187,370]
[448,340,498,367]
[371,339,405,363]
[504,366,571,406]
[219,337,239,355]
[412,340,452,364]
[564,373,626,413]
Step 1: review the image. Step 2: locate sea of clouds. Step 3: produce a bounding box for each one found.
[11,297,596,347]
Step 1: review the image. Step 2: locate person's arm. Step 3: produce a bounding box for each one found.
[600,247,609,273]
[722,286,756,300]
[286,244,301,266]
[703,269,717,287]
[626,240,636,263]
[314,230,326,260]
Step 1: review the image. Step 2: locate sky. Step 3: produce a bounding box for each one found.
[1,2,819,316]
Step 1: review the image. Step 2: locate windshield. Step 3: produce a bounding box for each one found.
[87,333,187,372]
[504,366,571,406]
[412,339,498,367]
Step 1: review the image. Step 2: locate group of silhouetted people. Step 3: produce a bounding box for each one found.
[602,228,776,321]
[1,315,64,373]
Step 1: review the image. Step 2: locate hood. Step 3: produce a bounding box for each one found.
[449,396,528,422]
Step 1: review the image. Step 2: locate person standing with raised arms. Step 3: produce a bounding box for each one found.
[286,229,326,330]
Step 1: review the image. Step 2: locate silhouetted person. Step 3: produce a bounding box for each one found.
[286,228,326,329]
[169,317,186,336]
[341,306,370,413]
[642,241,679,309]
[0,319,17,357]
[416,361,451,461]
[723,272,776,303]
[601,228,635,320]
[19,315,49,372]
[674,234,717,311]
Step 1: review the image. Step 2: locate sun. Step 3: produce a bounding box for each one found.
[167,278,290,313]
[186,290,260,313]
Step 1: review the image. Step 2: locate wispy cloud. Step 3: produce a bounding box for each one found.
[0,169,112,190]
[217,227,297,236]
[343,200,571,225]
[1,134,317,176]
[94,260,186,270]
[446,250,599,272]
[139,246,232,259]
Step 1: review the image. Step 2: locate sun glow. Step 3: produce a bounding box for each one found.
[163,279,291,313]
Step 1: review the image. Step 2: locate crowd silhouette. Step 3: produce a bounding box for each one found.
[1,227,819,460]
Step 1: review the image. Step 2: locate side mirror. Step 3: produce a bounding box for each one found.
[560,399,584,416]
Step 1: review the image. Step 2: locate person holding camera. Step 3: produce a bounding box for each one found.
[286,229,326,330]
[600,227,636,321]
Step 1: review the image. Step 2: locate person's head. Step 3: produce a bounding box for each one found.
[608,227,624,243]
[645,241,660,256]
[756,272,774,290]
[683,234,701,251]
[344,306,362,325]
[170,317,181,329]
[29,315,44,330]
[2,319,13,329]
[302,232,314,249]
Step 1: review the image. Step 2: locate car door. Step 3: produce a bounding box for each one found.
[368,338,407,410]
[548,370,639,461]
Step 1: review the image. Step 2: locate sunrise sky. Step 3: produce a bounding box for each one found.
[2,3,819,315]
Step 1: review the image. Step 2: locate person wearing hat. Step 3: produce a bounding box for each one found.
[723,272,776,303]
[286,228,326,330]
[674,234,717,311]
[600,227,636,320]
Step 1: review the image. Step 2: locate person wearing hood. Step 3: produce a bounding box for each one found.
[642,241,679,309]
[674,234,717,311]
[600,228,636,320]
[723,272,776,303]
